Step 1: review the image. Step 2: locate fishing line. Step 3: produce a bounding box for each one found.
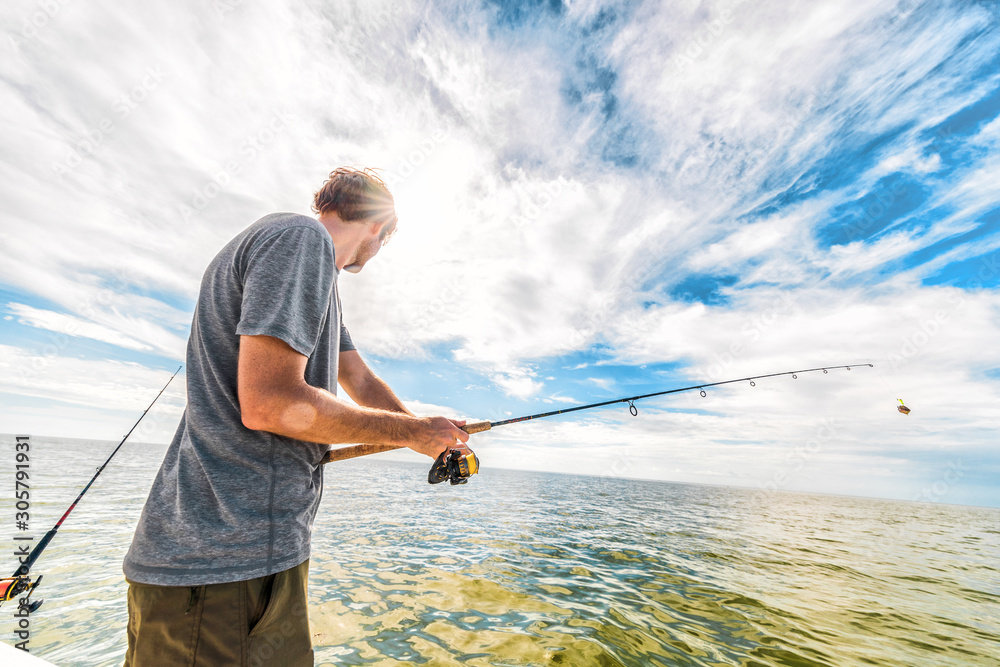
[0,366,182,613]
[870,361,911,415]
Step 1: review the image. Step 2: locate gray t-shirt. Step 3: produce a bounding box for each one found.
[123,212,355,586]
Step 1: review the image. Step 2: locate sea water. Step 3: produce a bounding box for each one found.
[1,436,998,666]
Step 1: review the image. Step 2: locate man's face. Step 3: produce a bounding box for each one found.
[343,218,397,274]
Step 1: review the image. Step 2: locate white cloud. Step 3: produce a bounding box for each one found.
[875,144,942,176]
[4,0,995,378]
[0,0,998,503]
[488,366,544,400]
[0,344,185,442]
[8,302,153,352]
[545,392,582,405]
[586,377,614,391]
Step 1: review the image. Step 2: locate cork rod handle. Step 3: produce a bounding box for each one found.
[321,420,492,464]
[461,421,493,434]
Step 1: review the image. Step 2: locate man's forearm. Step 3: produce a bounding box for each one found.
[243,382,465,458]
[346,371,413,415]
[238,336,467,458]
[243,381,415,445]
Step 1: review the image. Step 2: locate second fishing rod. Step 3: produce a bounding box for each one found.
[321,363,877,483]
[0,367,181,613]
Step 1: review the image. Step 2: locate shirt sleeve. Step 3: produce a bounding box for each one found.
[235,226,335,357]
[340,321,357,352]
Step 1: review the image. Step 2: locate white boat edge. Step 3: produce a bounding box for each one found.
[0,640,58,666]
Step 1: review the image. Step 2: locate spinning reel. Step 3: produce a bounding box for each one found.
[428,448,480,485]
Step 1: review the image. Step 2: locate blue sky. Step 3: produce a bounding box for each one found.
[1,0,998,507]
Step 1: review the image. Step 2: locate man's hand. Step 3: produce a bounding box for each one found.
[405,417,470,459]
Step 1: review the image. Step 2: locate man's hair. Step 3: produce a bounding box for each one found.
[312,167,397,226]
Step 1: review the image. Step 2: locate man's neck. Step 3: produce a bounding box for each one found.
[317,211,362,271]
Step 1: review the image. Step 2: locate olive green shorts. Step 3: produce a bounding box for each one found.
[124,559,313,667]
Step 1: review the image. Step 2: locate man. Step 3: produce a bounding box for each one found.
[122,167,469,666]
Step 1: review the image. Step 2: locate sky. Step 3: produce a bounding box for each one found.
[1,0,998,507]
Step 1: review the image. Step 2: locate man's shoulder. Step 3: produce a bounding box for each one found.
[211,213,332,280]
[224,213,332,261]
[246,212,329,240]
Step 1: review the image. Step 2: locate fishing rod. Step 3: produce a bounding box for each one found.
[0,366,182,613]
[322,364,876,481]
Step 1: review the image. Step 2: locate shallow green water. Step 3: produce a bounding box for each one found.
[1,437,998,665]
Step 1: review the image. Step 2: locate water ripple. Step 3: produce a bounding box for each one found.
[1,439,998,666]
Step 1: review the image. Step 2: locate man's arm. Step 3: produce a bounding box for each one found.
[238,335,467,458]
[338,349,414,415]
